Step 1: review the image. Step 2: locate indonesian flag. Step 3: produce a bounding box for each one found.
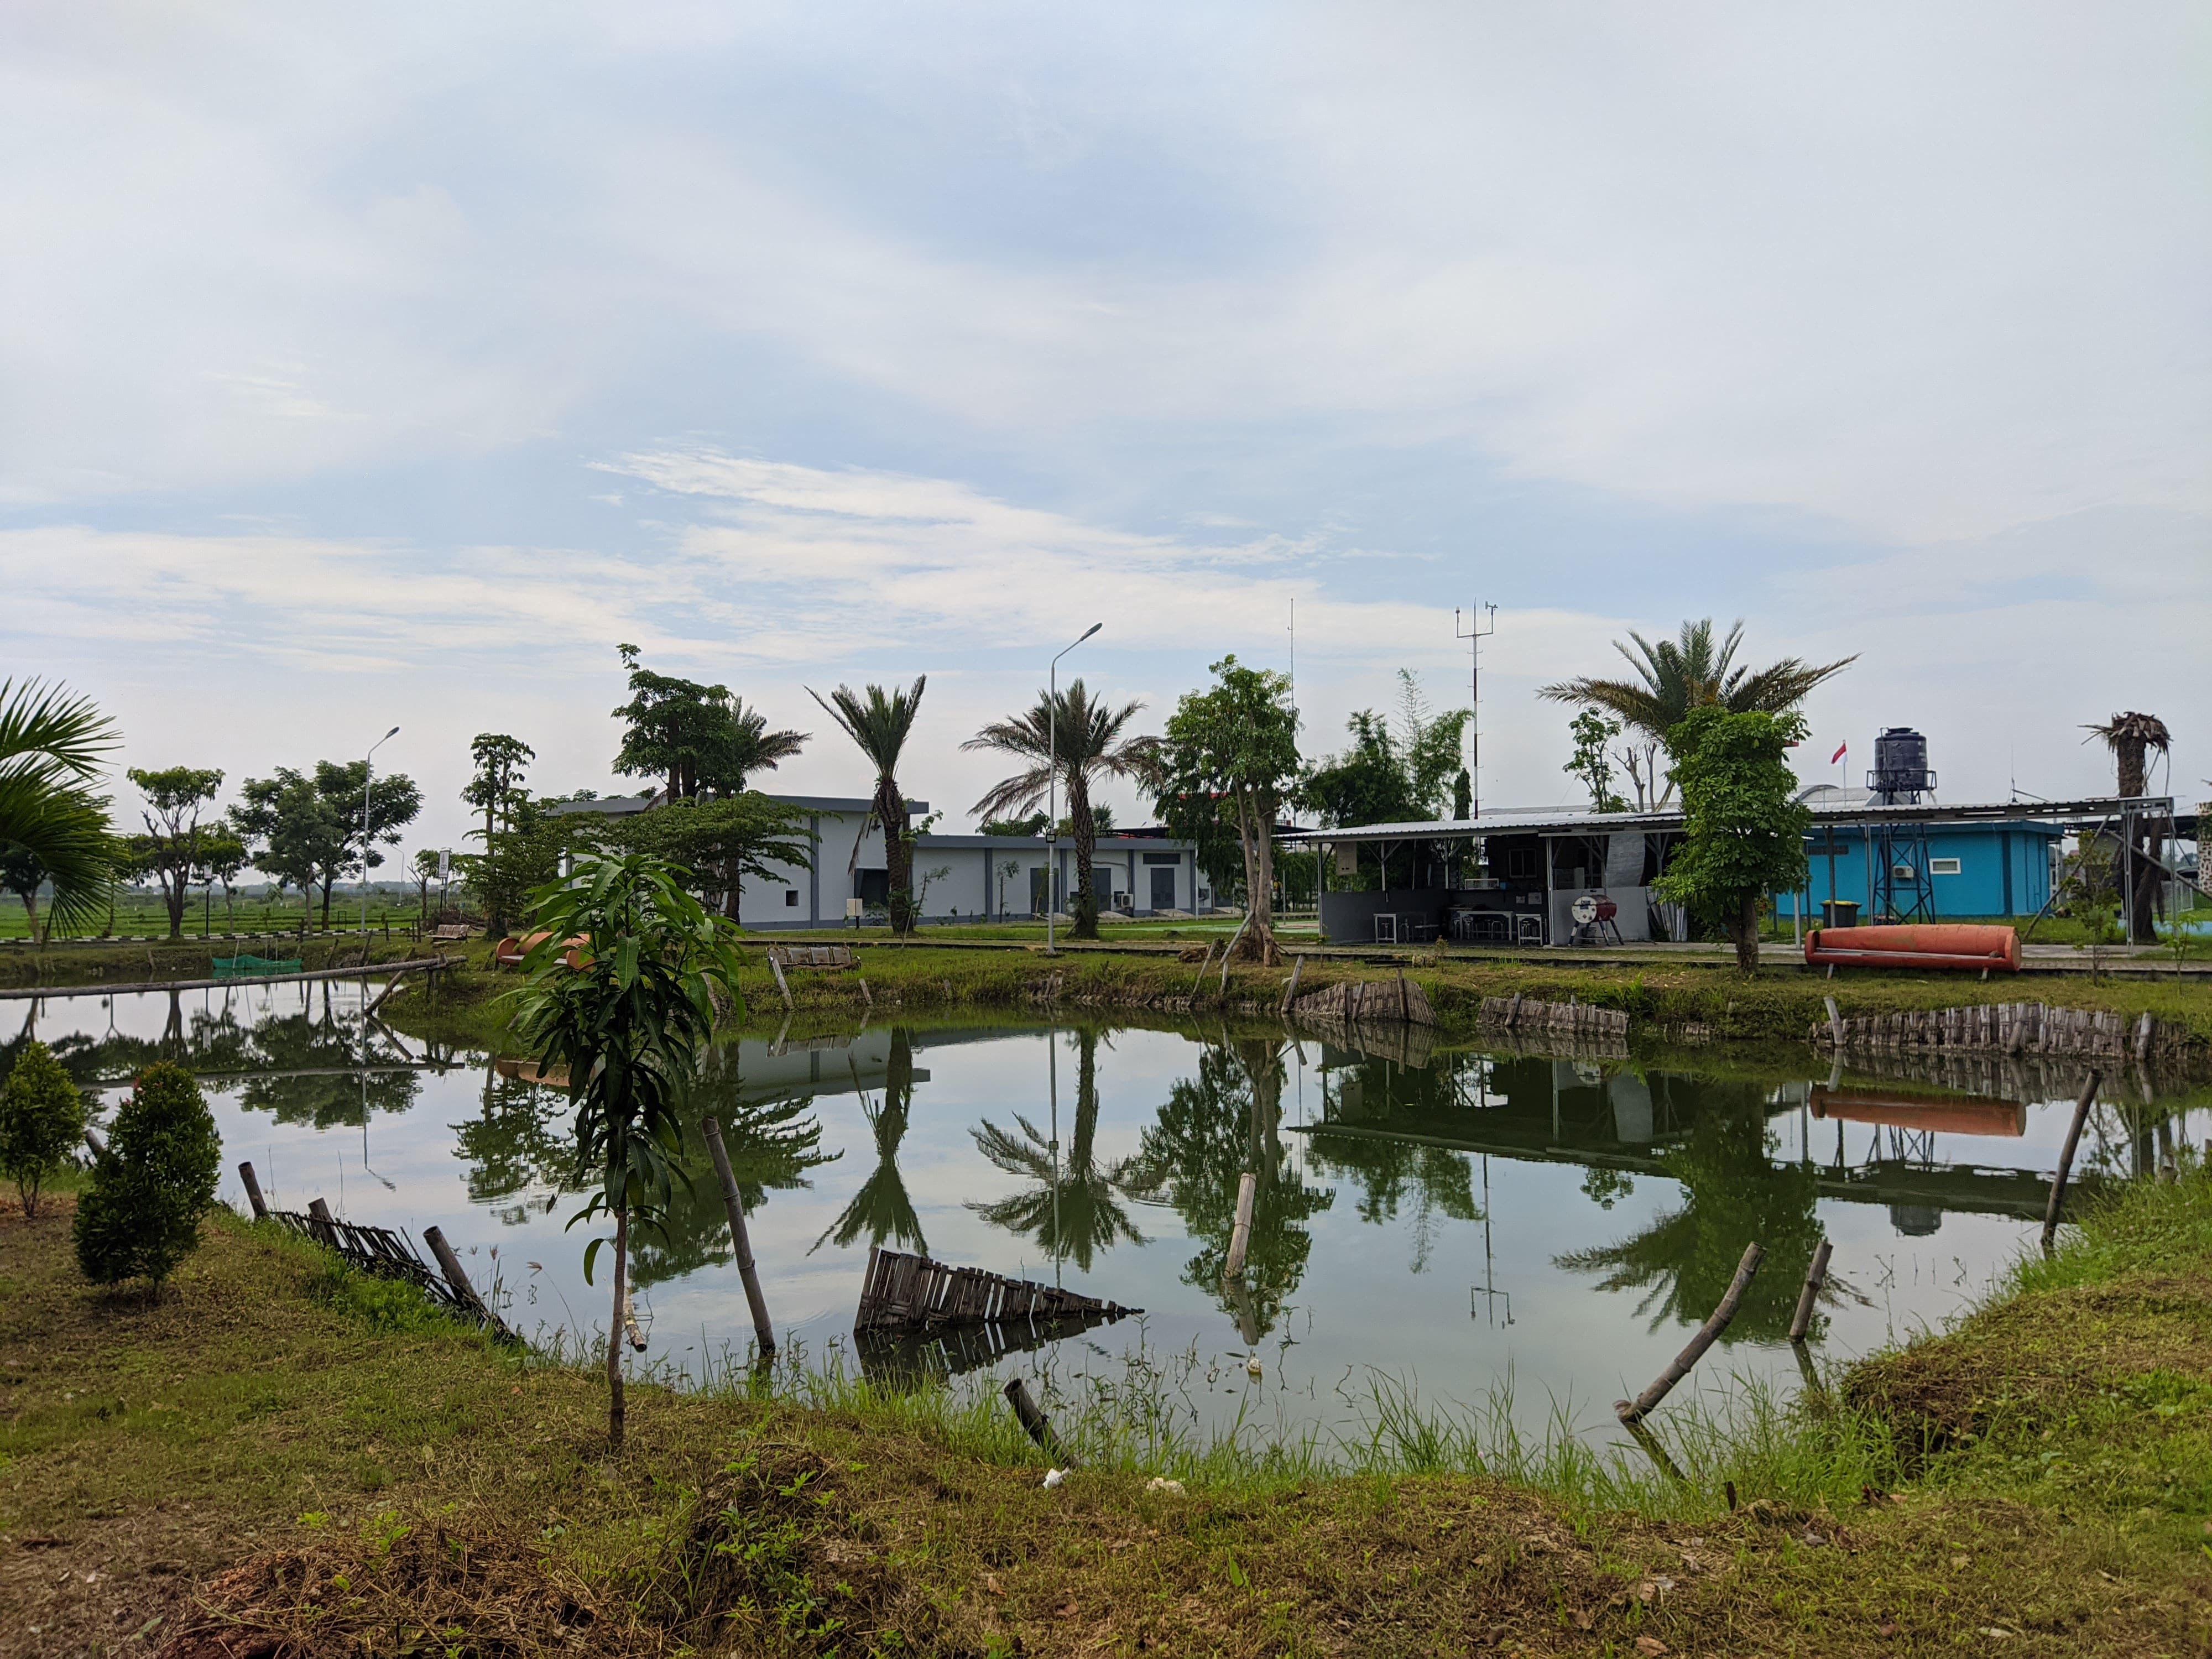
[1830,740,1849,765]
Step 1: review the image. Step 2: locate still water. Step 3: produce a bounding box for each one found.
[20,982,2206,1445]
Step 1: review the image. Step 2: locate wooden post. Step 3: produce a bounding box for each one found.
[1787,1239,1832,1343]
[1223,1170,1258,1281]
[238,1160,269,1220]
[702,1116,777,1359]
[422,1224,484,1314]
[858,977,873,1009]
[1003,1377,1074,1465]
[1396,966,1410,1025]
[1616,1241,1765,1426]
[2041,1070,2100,1253]
[307,1196,338,1249]
[1187,940,1215,1003]
[768,953,794,1010]
[1280,954,1304,1015]
[1824,995,1844,1050]
[1505,991,1522,1030]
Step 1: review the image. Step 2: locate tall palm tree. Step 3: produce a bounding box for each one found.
[0,679,121,940]
[808,678,926,932]
[1538,620,1855,804]
[963,680,1161,939]
[2083,711,2172,943]
[968,1027,1148,1271]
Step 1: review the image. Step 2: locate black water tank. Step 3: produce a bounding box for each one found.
[1868,727,1936,804]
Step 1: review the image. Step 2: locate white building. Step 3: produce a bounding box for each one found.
[550,792,1207,931]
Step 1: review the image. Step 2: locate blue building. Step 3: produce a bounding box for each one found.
[1786,814,2062,921]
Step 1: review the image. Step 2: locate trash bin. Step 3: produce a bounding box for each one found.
[1821,899,1859,929]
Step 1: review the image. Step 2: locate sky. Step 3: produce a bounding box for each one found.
[4,2,2207,856]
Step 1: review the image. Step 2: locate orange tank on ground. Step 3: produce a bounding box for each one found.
[1803,923,2020,974]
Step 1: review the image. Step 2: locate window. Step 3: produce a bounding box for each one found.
[1141,852,1181,866]
[785,889,799,906]
[1929,858,1961,876]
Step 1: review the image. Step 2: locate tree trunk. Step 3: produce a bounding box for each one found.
[607,1202,629,1452]
[881,780,914,933]
[1733,890,1760,973]
[162,869,186,939]
[1070,775,1099,940]
[22,889,40,946]
[319,875,335,928]
[1232,791,1282,966]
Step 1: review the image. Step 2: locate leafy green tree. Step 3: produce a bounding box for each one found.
[1653,708,1811,972]
[510,853,745,1451]
[964,681,1161,939]
[410,848,442,913]
[0,1039,89,1218]
[198,828,248,933]
[232,769,336,926]
[72,1061,222,1293]
[1563,711,1630,813]
[461,800,604,936]
[700,697,808,797]
[606,794,813,920]
[982,812,1048,837]
[461,733,535,845]
[0,841,50,943]
[315,758,422,916]
[0,679,122,937]
[1155,656,1301,963]
[124,766,226,938]
[1538,619,1854,805]
[809,678,927,934]
[1302,672,1472,839]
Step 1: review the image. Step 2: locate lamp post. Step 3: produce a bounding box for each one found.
[1045,622,1102,956]
[361,726,399,940]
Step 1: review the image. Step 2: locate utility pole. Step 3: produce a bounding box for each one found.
[1454,604,1496,817]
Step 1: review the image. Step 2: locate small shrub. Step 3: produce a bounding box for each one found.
[0,1039,90,1218]
[72,1061,221,1293]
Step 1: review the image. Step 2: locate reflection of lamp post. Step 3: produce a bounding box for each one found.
[1045,623,1101,955]
[1047,1030,1062,1288]
[362,726,400,938]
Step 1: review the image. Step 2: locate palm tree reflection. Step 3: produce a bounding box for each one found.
[812,1026,927,1256]
[968,1026,1147,1272]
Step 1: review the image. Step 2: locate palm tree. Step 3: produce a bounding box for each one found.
[808,678,926,932]
[0,679,121,940]
[1538,620,1855,804]
[703,696,807,796]
[963,680,1161,939]
[968,1027,1148,1271]
[812,1032,926,1255]
[2083,711,2173,943]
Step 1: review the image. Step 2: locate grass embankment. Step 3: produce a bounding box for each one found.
[8,1175,2212,1655]
[385,935,2212,1058]
[0,933,445,992]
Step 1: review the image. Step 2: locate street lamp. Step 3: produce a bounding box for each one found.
[1045,623,1102,955]
[362,726,399,940]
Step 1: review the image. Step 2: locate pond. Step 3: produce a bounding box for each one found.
[19,981,2207,1450]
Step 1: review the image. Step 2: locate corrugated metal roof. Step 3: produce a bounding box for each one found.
[1283,795,2178,844]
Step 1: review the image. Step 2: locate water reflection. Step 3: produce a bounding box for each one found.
[1133,1037,1333,1340]
[812,1028,927,1256]
[969,1026,1150,1271]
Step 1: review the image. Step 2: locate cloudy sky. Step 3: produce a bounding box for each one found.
[4,2,2206,852]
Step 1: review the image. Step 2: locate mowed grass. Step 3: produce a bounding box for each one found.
[8,1174,2212,1656]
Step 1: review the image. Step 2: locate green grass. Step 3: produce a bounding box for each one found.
[9,1175,2212,1654]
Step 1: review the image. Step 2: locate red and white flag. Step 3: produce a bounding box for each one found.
[1830,740,1848,765]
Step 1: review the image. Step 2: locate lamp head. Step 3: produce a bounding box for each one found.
[384,726,400,739]
[1080,622,1102,641]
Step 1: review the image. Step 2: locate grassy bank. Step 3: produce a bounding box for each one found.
[8,1171,2212,1655]
[0,932,446,992]
[380,935,2212,1060]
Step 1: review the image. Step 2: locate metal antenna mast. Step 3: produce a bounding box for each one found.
[1453,604,1496,817]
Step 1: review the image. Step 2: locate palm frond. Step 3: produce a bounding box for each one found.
[0,678,121,783]
[0,781,118,933]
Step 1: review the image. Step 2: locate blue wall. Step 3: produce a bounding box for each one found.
[1784,821,2058,919]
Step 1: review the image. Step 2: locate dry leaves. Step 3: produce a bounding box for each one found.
[1635,1638,1669,1656]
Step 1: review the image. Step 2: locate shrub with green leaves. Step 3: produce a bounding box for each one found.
[0,1039,90,1218]
[72,1061,222,1292]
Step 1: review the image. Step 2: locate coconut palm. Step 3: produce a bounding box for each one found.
[0,679,122,939]
[1538,620,1855,804]
[2083,711,2173,943]
[963,680,1161,938]
[968,1027,1149,1271]
[809,678,926,932]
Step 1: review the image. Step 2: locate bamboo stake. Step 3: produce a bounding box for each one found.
[1187,940,1215,1003]
[1616,1241,1765,1426]
[1223,1170,1258,1280]
[237,1160,269,1220]
[2041,1070,2100,1253]
[307,1196,338,1250]
[702,1115,777,1359]
[768,953,794,1010]
[422,1224,486,1315]
[1824,995,1844,1050]
[1281,954,1305,1014]
[1787,1239,1832,1343]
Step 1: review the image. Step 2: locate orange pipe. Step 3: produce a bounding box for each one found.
[1804,923,2020,974]
[493,930,592,969]
[1811,1084,2026,1137]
